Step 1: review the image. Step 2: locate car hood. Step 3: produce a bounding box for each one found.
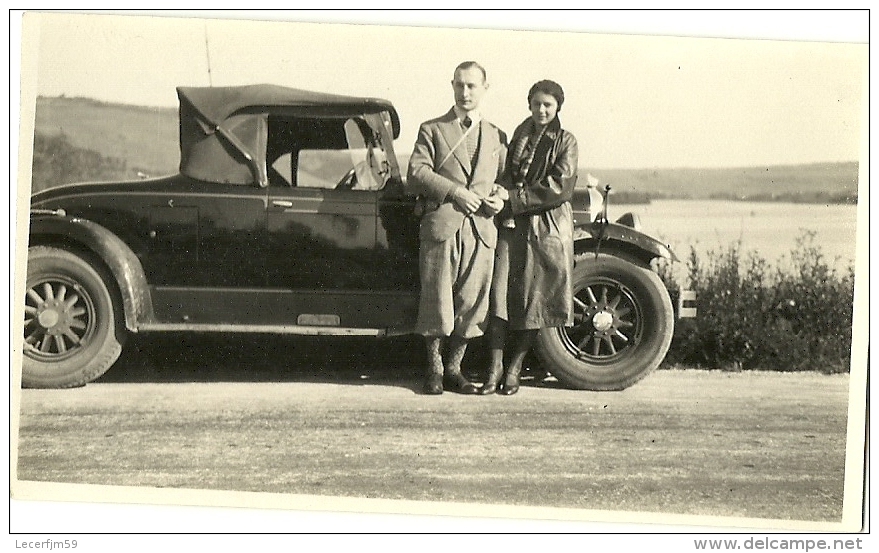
[30,176,185,206]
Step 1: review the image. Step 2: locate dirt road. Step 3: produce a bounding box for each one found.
[14,360,851,525]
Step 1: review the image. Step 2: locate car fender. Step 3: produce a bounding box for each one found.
[28,213,155,331]
[573,220,679,265]
[572,221,696,319]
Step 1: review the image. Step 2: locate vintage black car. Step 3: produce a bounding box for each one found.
[25,84,693,390]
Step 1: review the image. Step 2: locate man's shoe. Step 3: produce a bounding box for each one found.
[446,372,479,395]
[423,374,443,395]
[443,336,477,394]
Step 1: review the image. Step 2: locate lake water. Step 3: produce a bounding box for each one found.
[609,200,861,276]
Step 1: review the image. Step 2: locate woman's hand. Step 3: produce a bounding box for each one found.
[481,194,505,216]
[491,184,511,201]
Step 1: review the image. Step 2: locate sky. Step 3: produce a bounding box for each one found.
[17,10,868,170]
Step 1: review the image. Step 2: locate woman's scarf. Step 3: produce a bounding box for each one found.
[508,115,562,183]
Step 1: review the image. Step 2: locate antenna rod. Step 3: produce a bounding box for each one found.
[204,23,213,87]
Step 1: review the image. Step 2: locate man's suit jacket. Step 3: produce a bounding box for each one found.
[407,109,507,247]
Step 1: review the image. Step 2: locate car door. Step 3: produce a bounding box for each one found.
[263,115,385,329]
[142,178,269,325]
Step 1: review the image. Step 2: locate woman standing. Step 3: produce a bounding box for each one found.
[482,80,578,395]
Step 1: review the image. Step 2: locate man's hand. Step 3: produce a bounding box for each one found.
[450,186,483,214]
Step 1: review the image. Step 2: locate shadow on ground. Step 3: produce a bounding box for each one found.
[98,333,561,388]
[99,333,420,385]
[99,333,551,388]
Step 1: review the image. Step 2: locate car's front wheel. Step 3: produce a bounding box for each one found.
[534,253,674,391]
[22,246,125,388]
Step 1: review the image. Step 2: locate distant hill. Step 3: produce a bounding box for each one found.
[585,164,859,204]
[32,96,180,178]
[30,96,858,203]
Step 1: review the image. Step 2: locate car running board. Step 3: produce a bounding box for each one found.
[136,323,387,336]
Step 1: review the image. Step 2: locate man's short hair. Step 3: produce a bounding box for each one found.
[454,61,487,82]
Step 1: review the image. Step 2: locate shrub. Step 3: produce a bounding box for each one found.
[31,131,128,193]
[665,231,854,373]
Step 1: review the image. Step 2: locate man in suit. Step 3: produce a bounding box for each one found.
[407,61,508,395]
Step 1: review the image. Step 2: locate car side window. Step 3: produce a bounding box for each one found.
[267,116,389,191]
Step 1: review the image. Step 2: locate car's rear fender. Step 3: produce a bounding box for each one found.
[28,213,156,331]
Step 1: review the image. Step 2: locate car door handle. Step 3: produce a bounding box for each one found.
[272,200,293,208]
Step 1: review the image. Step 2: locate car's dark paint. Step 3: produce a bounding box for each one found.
[31,177,269,287]
[261,184,419,329]
[375,180,421,293]
[265,187,377,289]
[30,176,422,331]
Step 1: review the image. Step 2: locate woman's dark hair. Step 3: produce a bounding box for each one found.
[527,79,565,111]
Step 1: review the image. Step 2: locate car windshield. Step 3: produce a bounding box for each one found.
[268,116,389,191]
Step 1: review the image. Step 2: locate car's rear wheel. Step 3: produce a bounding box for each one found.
[534,253,674,390]
[22,246,125,388]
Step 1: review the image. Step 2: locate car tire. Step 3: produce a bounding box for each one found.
[22,246,125,388]
[534,253,674,391]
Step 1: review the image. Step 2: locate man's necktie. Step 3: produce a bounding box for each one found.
[462,117,479,168]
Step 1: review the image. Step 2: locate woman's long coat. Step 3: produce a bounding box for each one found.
[491,116,578,330]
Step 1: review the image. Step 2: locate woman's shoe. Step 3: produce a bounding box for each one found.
[498,382,519,395]
[498,368,521,396]
[480,364,503,395]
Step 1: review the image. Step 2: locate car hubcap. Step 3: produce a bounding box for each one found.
[24,277,96,360]
[591,311,614,332]
[562,277,644,363]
